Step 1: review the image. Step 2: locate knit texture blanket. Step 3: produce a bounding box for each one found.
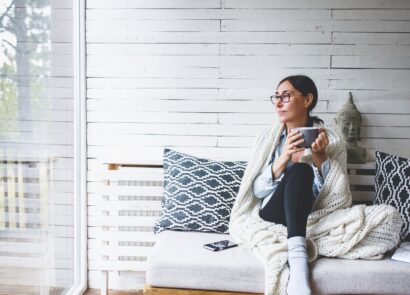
[228,122,403,295]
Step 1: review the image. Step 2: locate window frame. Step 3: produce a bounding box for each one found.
[67,0,87,294]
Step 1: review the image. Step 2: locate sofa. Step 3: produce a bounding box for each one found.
[144,230,410,295]
[142,150,410,295]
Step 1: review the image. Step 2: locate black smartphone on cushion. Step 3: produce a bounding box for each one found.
[203,240,238,251]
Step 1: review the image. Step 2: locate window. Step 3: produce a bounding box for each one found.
[0,1,86,293]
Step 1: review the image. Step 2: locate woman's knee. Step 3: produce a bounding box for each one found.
[287,162,313,179]
[283,163,314,200]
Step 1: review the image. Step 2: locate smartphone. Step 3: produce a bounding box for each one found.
[203,239,238,251]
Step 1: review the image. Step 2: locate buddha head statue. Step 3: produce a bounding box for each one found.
[335,92,362,144]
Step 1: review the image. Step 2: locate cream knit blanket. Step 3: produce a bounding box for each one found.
[228,122,403,295]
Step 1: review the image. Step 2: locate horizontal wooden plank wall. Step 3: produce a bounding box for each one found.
[0,0,74,289]
[86,0,410,290]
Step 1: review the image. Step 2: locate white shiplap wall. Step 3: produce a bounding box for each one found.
[86,0,410,289]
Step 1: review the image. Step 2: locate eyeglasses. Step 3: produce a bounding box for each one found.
[270,91,303,104]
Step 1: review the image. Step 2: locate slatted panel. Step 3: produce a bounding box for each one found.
[0,155,59,288]
[0,156,53,229]
[348,162,376,204]
[95,165,163,290]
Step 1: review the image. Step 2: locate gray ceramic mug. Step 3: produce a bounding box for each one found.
[291,127,319,148]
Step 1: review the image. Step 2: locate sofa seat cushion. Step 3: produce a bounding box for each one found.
[310,256,410,294]
[146,230,265,293]
[146,230,410,294]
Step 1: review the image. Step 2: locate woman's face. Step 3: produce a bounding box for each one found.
[274,80,311,124]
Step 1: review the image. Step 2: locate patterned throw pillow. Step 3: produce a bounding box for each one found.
[154,148,247,234]
[373,151,410,242]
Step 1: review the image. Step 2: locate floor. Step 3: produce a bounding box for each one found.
[0,286,65,295]
[85,289,143,295]
[0,287,142,295]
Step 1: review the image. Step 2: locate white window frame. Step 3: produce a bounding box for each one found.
[67,0,87,294]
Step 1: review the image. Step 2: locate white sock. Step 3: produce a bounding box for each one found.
[287,236,312,295]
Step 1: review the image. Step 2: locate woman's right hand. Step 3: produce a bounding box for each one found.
[271,129,305,179]
[281,130,305,162]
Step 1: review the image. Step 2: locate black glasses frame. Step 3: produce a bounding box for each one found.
[270,91,303,104]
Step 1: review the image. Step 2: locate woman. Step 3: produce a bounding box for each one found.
[252,75,330,295]
[228,74,402,295]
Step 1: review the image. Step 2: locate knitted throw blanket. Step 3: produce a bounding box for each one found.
[228,122,403,295]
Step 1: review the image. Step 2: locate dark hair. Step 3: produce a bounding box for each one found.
[277,75,324,124]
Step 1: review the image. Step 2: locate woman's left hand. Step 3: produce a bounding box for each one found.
[311,128,329,157]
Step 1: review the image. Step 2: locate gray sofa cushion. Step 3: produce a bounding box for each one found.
[146,230,265,293]
[373,150,410,242]
[311,256,410,295]
[146,230,410,294]
[154,148,246,234]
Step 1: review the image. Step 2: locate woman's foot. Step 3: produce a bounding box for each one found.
[287,236,312,295]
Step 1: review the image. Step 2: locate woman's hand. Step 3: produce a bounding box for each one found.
[282,130,305,162]
[311,128,329,155]
[272,130,305,179]
[311,128,329,172]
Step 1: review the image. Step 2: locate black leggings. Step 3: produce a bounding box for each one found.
[258,163,315,238]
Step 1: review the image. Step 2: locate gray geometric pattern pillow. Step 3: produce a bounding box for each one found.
[154,148,247,234]
[373,151,410,242]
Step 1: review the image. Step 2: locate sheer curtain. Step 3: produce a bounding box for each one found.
[0,0,76,293]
